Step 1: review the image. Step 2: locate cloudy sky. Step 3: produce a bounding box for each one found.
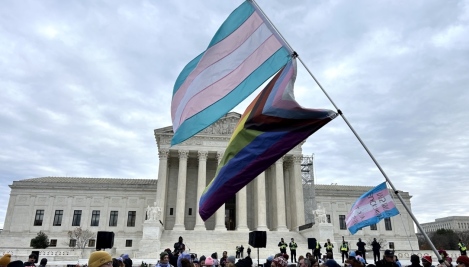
[1,0,468,230]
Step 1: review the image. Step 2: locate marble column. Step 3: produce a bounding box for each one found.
[256,172,268,230]
[236,186,248,231]
[155,149,169,223]
[173,150,188,230]
[292,154,305,230]
[275,157,288,231]
[214,151,226,231]
[194,151,208,230]
[284,159,292,230]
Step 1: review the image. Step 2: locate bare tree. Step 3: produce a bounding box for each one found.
[365,237,387,250]
[67,227,95,257]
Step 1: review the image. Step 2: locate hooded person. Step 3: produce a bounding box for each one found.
[0,254,11,267]
[122,254,132,267]
[457,256,469,267]
[38,259,47,267]
[407,255,423,267]
[422,256,434,267]
[157,252,173,267]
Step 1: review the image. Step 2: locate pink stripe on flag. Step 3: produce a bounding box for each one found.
[171,12,263,121]
[178,35,283,125]
[348,188,389,213]
[346,201,397,227]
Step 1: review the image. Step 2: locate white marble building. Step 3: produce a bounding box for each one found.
[420,216,469,233]
[0,112,419,259]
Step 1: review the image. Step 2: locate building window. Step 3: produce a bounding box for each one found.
[91,210,100,226]
[53,210,63,226]
[127,211,136,227]
[72,210,82,226]
[389,242,395,249]
[326,214,331,223]
[370,224,377,230]
[188,208,192,216]
[339,215,346,230]
[88,239,96,247]
[109,211,118,227]
[49,239,57,247]
[170,208,174,216]
[385,218,392,230]
[69,239,77,247]
[126,240,132,247]
[34,210,44,226]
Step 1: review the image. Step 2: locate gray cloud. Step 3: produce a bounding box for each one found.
[1,0,468,228]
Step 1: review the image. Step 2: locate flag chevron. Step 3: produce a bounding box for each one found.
[171,1,292,146]
[199,58,338,220]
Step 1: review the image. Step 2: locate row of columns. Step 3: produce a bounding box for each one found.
[156,149,304,231]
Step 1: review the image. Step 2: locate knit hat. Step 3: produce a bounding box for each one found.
[200,256,206,263]
[122,254,129,260]
[88,251,112,267]
[410,255,420,263]
[422,256,432,264]
[447,257,452,263]
[272,257,288,267]
[205,257,214,266]
[457,256,469,266]
[7,261,23,267]
[0,254,11,266]
[349,251,356,258]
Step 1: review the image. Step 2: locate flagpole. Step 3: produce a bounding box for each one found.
[249,0,442,261]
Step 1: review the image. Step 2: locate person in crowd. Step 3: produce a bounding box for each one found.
[157,252,172,267]
[456,256,469,267]
[38,259,47,267]
[226,263,235,267]
[122,254,132,267]
[354,251,366,266]
[279,238,288,254]
[0,254,11,267]
[437,250,453,267]
[340,241,349,263]
[324,239,334,259]
[290,238,298,263]
[193,258,200,267]
[422,256,434,267]
[220,251,228,267]
[88,251,112,267]
[406,254,422,267]
[272,256,288,267]
[205,257,214,267]
[376,250,399,267]
[247,247,251,257]
[345,251,364,267]
[236,246,240,259]
[264,256,274,267]
[371,238,382,264]
[239,245,244,258]
[24,254,38,267]
[459,240,468,256]
[324,253,340,267]
[8,261,25,267]
[199,256,206,267]
[298,257,311,267]
[174,237,185,255]
[211,253,219,267]
[180,259,191,267]
[227,256,236,265]
[356,238,367,264]
[313,242,322,262]
[177,251,191,267]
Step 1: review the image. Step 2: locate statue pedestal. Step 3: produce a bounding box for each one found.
[299,222,336,252]
[136,220,163,258]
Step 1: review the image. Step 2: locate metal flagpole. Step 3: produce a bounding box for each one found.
[249,0,442,262]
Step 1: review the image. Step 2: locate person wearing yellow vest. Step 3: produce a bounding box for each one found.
[324,239,334,258]
[289,238,298,263]
[459,239,467,256]
[314,241,322,261]
[340,241,349,263]
[278,238,287,254]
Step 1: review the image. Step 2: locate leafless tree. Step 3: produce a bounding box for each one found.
[67,227,95,257]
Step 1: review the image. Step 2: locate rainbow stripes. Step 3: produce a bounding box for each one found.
[171,1,292,146]
[198,58,338,220]
[345,182,400,234]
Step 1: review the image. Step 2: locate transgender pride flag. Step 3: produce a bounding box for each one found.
[171,1,292,146]
[345,182,400,234]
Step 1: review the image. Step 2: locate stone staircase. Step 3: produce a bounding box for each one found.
[159,230,312,259]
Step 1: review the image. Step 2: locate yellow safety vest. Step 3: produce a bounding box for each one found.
[341,244,348,251]
[459,242,467,251]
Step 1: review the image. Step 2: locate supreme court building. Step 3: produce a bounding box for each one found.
[0,112,419,259]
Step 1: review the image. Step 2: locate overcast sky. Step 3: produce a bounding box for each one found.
[1,0,468,230]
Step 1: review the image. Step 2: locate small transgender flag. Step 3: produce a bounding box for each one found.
[345,182,400,234]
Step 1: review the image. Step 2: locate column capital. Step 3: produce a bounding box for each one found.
[158,149,169,159]
[216,151,224,163]
[292,154,302,163]
[198,151,208,161]
[178,150,189,159]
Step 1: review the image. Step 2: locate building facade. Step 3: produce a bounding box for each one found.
[420,216,469,233]
[0,112,419,259]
